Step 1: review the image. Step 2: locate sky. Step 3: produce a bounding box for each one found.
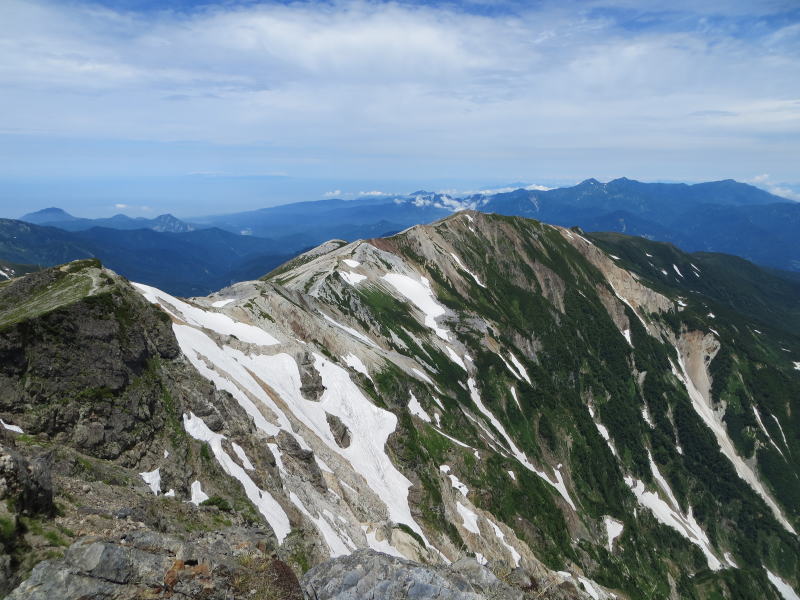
[1,0,799,217]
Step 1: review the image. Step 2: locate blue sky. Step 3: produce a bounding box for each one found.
[1,0,798,217]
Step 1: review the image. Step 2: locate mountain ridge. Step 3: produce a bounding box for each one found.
[1,211,799,598]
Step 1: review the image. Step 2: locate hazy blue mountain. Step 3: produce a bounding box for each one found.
[186,178,799,271]
[19,207,197,233]
[0,219,291,296]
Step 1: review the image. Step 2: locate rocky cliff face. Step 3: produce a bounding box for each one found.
[0,212,798,599]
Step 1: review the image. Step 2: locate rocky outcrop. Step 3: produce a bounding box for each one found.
[6,527,298,600]
[0,265,180,466]
[301,550,589,599]
[0,441,53,518]
[301,549,519,600]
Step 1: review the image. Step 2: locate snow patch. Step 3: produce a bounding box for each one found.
[382,273,450,341]
[408,393,432,423]
[439,465,469,496]
[290,491,355,558]
[134,283,279,347]
[340,271,367,286]
[342,259,360,268]
[487,519,521,567]
[139,468,160,495]
[190,480,209,506]
[183,412,291,542]
[211,298,235,308]
[468,378,576,510]
[624,453,722,570]
[509,386,521,411]
[766,569,800,600]
[445,346,467,370]
[449,252,486,288]
[604,516,623,552]
[232,442,255,470]
[671,353,795,534]
[456,501,480,534]
[672,264,684,277]
[321,313,378,348]
[343,353,371,381]
[0,419,23,434]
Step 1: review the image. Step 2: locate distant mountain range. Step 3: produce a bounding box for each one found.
[0,220,292,296]
[20,207,196,233]
[189,177,800,272]
[8,177,799,295]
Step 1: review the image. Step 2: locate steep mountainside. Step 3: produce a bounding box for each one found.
[1,212,799,599]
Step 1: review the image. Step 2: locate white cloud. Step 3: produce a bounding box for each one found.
[323,189,342,197]
[114,203,128,209]
[0,1,798,182]
[359,190,392,196]
[747,174,800,201]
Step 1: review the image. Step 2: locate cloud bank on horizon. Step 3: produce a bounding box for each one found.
[0,0,798,208]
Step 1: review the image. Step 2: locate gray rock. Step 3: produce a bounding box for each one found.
[0,442,53,517]
[6,527,295,600]
[326,413,351,448]
[301,549,523,600]
[298,351,326,401]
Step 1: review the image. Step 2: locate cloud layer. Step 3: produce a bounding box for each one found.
[1,0,798,185]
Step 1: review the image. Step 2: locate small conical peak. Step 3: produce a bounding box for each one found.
[20,207,77,222]
[578,178,602,186]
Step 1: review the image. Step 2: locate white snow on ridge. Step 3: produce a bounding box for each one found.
[313,356,428,540]
[408,393,432,422]
[211,298,235,308]
[343,259,360,268]
[673,264,684,278]
[134,283,279,347]
[139,468,161,495]
[449,252,486,288]
[382,273,450,341]
[184,412,292,542]
[766,569,800,600]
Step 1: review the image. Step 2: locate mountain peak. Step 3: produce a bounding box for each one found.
[20,207,78,224]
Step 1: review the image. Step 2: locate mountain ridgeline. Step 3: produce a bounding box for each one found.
[8,178,800,298]
[0,212,799,599]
